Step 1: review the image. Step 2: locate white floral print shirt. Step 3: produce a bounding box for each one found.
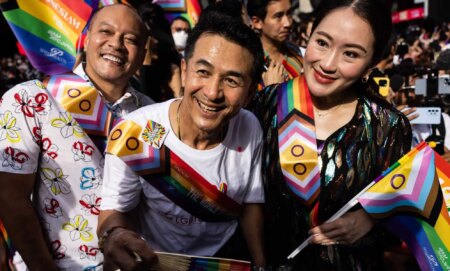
[0,66,152,270]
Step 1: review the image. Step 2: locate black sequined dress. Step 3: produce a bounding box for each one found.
[251,80,412,270]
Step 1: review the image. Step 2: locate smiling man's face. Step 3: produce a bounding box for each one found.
[180,33,254,135]
[84,5,146,86]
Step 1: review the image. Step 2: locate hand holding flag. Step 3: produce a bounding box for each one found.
[288,142,450,271]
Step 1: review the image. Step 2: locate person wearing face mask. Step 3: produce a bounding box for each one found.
[138,3,183,100]
[0,4,153,271]
[251,0,412,270]
[170,16,191,57]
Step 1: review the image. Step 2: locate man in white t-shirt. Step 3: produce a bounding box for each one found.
[98,12,266,271]
[0,4,151,271]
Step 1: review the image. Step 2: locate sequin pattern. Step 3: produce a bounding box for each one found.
[250,85,412,270]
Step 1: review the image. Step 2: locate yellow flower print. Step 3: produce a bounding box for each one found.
[51,112,84,138]
[0,111,21,143]
[62,214,93,242]
[40,167,71,195]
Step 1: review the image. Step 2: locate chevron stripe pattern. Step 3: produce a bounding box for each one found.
[358,145,441,222]
[358,143,450,271]
[46,74,112,136]
[106,119,167,175]
[278,110,320,206]
[277,77,320,207]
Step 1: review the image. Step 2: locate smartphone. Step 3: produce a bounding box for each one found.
[403,107,441,125]
[415,77,450,95]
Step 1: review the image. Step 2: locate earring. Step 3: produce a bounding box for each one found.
[361,75,369,83]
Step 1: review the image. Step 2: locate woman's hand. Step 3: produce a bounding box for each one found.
[262,60,287,86]
[309,209,374,246]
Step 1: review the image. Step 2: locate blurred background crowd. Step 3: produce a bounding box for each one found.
[1,0,450,108]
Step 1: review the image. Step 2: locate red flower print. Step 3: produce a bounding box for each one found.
[79,194,101,215]
[79,244,99,260]
[72,141,94,162]
[13,91,35,117]
[2,146,30,170]
[50,240,66,260]
[44,198,63,218]
[33,93,49,114]
[42,137,59,161]
[32,127,42,145]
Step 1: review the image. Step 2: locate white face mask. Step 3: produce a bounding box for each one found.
[173,31,189,50]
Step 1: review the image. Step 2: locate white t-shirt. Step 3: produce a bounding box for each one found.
[101,99,264,256]
[0,66,152,271]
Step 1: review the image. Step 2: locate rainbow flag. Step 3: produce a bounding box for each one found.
[357,142,450,271]
[162,0,202,27]
[435,149,450,216]
[0,0,93,74]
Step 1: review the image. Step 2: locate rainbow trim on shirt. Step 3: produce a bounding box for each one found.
[106,119,242,222]
[283,42,303,79]
[277,76,320,208]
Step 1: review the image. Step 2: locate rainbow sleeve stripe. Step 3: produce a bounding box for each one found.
[358,142,450,270]
[276,77,320,208]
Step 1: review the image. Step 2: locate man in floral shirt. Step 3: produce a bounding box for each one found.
[0,4,152,271]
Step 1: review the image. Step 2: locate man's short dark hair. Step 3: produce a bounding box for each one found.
[184,11,264,87]
[247,0,287,20]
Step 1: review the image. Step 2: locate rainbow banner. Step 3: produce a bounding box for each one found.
[357,142,450,271]
[0,0,93,74]
[161,0,202,27]
[276,77,320,208]
[155,251,251,271]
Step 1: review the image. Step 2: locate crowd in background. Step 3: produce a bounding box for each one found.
[0,1,449,270]
[0,54,44,97]
[1,5,450,109]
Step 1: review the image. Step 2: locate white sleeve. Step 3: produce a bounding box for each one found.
[100,153,142,212]
[0,81,51,174]
[242,127,265,204]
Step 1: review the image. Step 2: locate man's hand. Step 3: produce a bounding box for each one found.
[102,227,157,271]
[262,60,287,86]
[309,209,374,246]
